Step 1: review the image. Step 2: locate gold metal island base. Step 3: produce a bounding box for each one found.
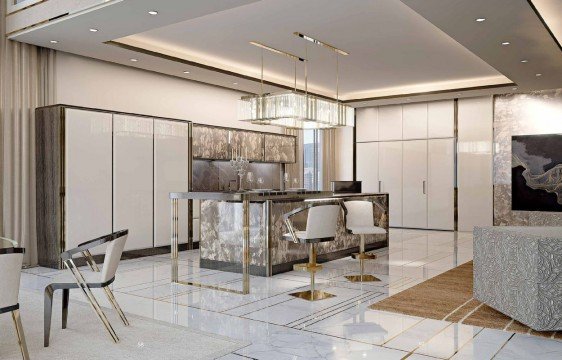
[290,243,336,301]
[345,234,381,283]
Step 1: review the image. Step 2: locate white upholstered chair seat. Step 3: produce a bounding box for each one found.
[50,270,106,286]
[347,226,387,235]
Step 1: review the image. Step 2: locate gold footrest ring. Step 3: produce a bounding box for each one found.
[293,263,323,272]
[351,253,377,260]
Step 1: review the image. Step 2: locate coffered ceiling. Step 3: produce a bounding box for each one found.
[8,0,562,107]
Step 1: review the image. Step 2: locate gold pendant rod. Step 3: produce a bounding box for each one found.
[294,32,349,56]
[250,41,306,62]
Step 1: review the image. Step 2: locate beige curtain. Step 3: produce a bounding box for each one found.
[321,129,336,191]
[1,1,56,265]
[284,128,304,187]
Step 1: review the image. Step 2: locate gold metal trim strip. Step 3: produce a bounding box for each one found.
[249,41,306,62]
[6,0,49,16]
[294,32,349,56]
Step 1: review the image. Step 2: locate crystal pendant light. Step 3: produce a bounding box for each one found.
[238,36,354,129]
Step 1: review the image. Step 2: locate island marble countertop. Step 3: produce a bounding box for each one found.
[169,190,388,202]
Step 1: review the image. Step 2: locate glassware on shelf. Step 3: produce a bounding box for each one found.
[257,177,264,189]
[283,172,290,188]
[293,178,299,188]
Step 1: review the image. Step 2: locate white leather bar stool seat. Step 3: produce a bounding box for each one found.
[283,203,342,301]
[343,200,387,282]
[347,226,386,235]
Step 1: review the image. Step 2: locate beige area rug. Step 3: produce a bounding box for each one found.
[0,290,248,360]
[370,261,561,339]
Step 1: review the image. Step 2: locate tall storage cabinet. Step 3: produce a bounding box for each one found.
[64,109,113,253]
[36,105,192,268]
[154,119,190,247]
[402,140,428,229]
[355,100,455,230]
[113,115,154,252]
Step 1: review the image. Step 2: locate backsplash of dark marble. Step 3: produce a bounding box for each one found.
[193,160,281,191]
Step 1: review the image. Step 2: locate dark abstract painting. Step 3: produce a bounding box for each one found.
[512,134,562,212]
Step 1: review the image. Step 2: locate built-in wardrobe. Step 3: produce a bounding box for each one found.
[35,105,192,268]
[355,100,455,230]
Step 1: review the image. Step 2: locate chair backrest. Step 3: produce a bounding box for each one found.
[344,201,375,229]
[0,248,24,310]
[100,232,128,283]
[305,204,341,239]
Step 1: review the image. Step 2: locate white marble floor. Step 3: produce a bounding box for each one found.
[21,229,562,360]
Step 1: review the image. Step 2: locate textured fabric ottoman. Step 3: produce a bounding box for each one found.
[473,226,562,331]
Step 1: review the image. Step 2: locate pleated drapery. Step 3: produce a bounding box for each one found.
[1,1,56,265]
[320,129,336,191]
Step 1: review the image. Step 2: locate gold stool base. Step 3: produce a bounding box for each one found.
[289,290,336,301]
[344,274,381,282]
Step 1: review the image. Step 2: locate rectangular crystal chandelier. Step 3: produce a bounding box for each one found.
[238,91,355,129]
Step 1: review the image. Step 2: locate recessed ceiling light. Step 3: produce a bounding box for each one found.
[89,28,99,32]
[183,70,190,74]
[475,18,486,22]
[130,58,138,62]
[501,41,510,46]
[521,59,528,63]
[233,82,238,85]
[50,40,58,44]
[457,93,462,96]
[536,73,542,77]
[512,87,518,90]
[148,10,158,15]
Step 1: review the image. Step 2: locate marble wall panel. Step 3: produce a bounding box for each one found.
[231,130,264,161]
[192,160,281,191]
[493,89,562,226]
[264,134,296,163]
[192,125,230,160]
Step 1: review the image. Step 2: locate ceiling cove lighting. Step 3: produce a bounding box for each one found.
[238,35,354,129]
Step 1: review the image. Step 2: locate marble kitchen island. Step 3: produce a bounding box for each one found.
[170,191,389,278]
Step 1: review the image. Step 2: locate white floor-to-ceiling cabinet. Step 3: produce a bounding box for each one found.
[63,108,192,253]
[65,109,113,252]
[154,119,190,247]
[113,115,154,251]
[402,140,428,229]
[355,100,455,230]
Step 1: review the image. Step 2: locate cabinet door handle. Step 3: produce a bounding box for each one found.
[379,181,382,193]
[423,180,426,195]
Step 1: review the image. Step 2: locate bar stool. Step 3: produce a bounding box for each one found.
[343,200,387,282]
[283,202,342,301]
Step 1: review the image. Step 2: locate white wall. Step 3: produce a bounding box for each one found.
[54,52,282,133]
[457,96,494,231]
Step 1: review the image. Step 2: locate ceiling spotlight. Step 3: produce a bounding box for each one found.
[501,41,510,46]
[475,18,486,22]
[536,73,542,77]
[130,58,138,62]
[148,10,158,15]
[233,82,238,85]
[183,70,190,74]
[89,28,99,32]
[521,59,528,63]
[50,40,58,44]
[512,87,518,90]
[457,93,462,96]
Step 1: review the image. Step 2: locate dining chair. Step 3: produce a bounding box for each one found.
[44,229,129,347]
[0,237,30,360]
